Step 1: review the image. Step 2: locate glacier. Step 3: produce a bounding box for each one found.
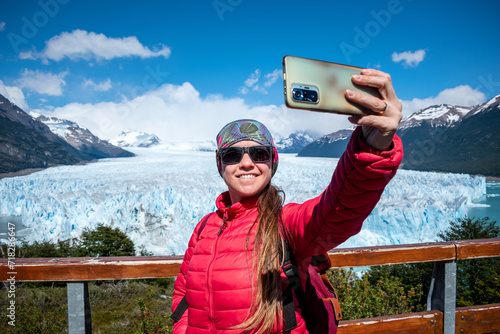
[0,147,486,255]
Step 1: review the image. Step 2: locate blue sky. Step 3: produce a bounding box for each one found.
[1,0,499,142]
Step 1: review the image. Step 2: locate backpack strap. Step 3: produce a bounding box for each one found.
[170,295,188,322]
[321,273,343,321]
[281,239,312,331]
[281,239,298,331]
[282,287,297,331]
[281,239,342,332]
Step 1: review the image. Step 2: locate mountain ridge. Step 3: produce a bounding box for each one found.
[298,94,500,176]
[34,114,133,159]
[274,131,319,153]
[110,129,161,148]
[0,93,132,174]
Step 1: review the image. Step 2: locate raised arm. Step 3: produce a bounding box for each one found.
[282,69,404,259]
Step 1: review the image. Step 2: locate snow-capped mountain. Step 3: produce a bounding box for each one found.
[159,140,216,152]
[33,114,133,159]
[110,129,218,152]
[298,128,354,157]
[110,129,161,148]
[297,94,500,176]
[399,104,472,130]
[399,94,500,175]
[275,131,319,153]
[464,94,500,119]
[1,93,83,174]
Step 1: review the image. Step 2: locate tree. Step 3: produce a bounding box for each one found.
[365,216,499,311]
[73,225,135,257]
[437,216,499,241]
[367,262,433,311]
[328,268,423,320]
[17,240,74,258]
[437,217,500,306]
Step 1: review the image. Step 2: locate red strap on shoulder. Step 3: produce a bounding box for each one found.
[321,274,343,321]
[323,297,343,321]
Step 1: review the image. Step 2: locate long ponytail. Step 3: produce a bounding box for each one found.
[233,183,286,333]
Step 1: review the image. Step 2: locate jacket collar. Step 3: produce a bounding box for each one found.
[216,191,259,220]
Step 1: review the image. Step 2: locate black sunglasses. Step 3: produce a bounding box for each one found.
[219,146,273,165]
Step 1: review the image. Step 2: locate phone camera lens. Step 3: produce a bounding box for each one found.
[293,89,303,100]
[291,86,318,103]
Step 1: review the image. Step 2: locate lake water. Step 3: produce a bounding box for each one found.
[467,181,500,227]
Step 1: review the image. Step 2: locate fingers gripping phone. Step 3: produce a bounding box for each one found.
[283,56,381,116]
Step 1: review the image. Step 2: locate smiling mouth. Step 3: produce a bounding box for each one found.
[238,174,257,179]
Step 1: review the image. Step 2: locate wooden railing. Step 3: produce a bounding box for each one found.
[2,238,500,333]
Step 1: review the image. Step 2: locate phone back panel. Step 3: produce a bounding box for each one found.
[283,56,380,116]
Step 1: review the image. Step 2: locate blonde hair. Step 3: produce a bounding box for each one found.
[233,183,287,333]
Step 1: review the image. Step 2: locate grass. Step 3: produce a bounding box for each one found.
[0,279,175,334]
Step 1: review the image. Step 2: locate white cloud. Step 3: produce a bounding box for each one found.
[83,78,112,92]
[401,85,486,119]
[16,69,67,96]
[0,80,29,110]
[252,84,268,94]
[0,21,6,32]
[239,69,260,94]
[264,69,282,87]
[392,49,426,67]
[39,82,351,142]
[239,69,281,95]
[18,50,37,60]
[20,29,171,62]
[244,69,261,87]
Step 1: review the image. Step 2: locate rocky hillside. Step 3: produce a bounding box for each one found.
[297,128,354,157]
[275,131,319,153]
[401,95,500,176]
[297,95,500,176]
[35,114,133,159]
[0,93,132,174]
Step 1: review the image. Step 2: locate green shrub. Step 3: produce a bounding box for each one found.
[134,299,173,334]
[328,268,423,320]
[364,216,500,311]
[367,262,433,311]
[0,279,175,334]
[72,224,136,257]
[438,217,500,306]
[0,285,67,333]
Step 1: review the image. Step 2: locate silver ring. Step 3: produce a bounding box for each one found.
[382,102,388,112]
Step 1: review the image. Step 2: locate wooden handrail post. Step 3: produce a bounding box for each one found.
[67,282,92,334]
[429,261,457,334]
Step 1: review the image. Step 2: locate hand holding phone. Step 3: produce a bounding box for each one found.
[346,69,403,150]
[282,56,381,116]
[283,56,403,150]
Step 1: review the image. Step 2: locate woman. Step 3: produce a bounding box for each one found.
[172,69,404,333]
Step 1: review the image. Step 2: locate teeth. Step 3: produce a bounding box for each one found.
[239,174,256,179]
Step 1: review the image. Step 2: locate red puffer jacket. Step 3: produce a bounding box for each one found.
[173,128,403,333]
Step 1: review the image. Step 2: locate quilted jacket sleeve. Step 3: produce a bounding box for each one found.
[282,126,404,259]
[172,217,205,332]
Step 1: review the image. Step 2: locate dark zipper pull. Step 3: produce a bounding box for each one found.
[218,217,227,236]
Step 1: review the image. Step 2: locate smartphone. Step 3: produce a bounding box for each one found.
[282,55,381,116]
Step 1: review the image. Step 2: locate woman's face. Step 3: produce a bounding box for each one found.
[221,140,272,204]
